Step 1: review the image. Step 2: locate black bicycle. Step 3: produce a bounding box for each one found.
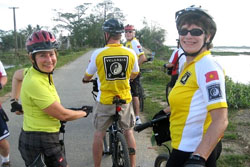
[134,113,171,167]
[88,79,131,167]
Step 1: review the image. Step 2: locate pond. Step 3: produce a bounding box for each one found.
[214,55,250,84]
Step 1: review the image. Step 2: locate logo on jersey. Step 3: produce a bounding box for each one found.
[103,56,128,80]
[180,71,191,85]
[207,84,222,101]
[205,71,219,83]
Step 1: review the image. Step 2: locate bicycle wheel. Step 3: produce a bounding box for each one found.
[112,132,130,167]
[139,84,145,112]
[154,154,169,167]
[165,82,171,105]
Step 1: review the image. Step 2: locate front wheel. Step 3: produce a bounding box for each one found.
[154,154,169,167]
[112,132,130,167]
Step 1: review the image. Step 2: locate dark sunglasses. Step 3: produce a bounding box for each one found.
[125,31,133,33]
[178,28,204,36]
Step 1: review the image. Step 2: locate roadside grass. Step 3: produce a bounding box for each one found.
[0,49,91,97]
[140,58,250,166]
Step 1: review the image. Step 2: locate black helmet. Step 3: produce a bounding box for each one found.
[102,18,124,34]
[175,5,217,48]
[26,30,58,54]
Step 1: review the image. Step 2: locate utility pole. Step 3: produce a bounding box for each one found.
[9,7,19,56]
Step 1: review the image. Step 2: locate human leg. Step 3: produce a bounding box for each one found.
[124,129,136,167]
[0,113,10,166]
[92,130,106,167]
[130,76,141,125]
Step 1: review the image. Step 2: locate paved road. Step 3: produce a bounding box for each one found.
[2,50,158,167]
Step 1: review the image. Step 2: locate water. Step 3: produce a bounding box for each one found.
[214,55,250,84]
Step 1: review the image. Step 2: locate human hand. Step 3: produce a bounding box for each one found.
[184,154,206,167]
[10,100,23,114]
[81,105,93,117]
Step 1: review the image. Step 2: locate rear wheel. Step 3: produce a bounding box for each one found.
[165,82,171,105]
[112,132,130,167]
[154,154,169,167]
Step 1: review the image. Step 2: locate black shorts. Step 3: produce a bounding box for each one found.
[166,140,222,167]
[18,130,67,167]
[0,108,9,141]
[130,74,141,97]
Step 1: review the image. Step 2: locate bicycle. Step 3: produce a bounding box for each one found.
[88,79,131,167]
[28,106,93,167]
[134,113,171,167]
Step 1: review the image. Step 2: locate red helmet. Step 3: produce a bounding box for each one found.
[124,24,135,31]
[26,30,58,54]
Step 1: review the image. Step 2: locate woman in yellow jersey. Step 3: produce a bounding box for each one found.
[10,30,90,167]
[160,5,228,167]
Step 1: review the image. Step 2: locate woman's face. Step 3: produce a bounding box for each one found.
[33,50,57,73]
[179,24,209,54]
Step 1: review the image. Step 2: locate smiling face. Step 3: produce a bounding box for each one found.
[179,24,211,55]
[31,50,57,73]
[125,30,135,41]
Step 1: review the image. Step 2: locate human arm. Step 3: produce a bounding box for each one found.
[138,54,147,66]
[82,73,93,83]
[10,69,24,115]
[192,107,228,160]
[43,101,89,121]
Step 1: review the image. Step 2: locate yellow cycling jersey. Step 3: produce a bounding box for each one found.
[85,44,139,104]
[125,37,144,59]
[169,50,228,152]
[21,67,61,132]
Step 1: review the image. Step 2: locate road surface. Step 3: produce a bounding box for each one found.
[2,50,158,167]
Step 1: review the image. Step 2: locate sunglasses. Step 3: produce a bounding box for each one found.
[178,28,204,36]
[125,31,133,33]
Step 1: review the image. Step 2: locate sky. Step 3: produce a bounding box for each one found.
[0,0,249,47]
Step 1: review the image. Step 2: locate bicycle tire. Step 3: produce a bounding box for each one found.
[112,132,130,167]
[154,154,169,167]
[165,82,171,105]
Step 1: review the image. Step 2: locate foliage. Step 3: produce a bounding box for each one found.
[225,76,250,109]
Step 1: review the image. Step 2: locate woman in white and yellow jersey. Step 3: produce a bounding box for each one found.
[163,5,228,167]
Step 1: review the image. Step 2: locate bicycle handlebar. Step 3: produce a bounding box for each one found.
[67,105,93,113]
[134,114,170,132]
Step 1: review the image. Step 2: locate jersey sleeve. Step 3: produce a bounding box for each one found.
[132,50,140,73]
[169,49,178,63]
[131,39,144,57]
[0,61,7,77]
[197,57,228,111]
[85,49,99,76]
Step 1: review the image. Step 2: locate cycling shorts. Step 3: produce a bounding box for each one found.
[93,102,135,131]
[0,108,9,141]
[166,140,222,167]
[130,74,141,97]
[18,130,67,167]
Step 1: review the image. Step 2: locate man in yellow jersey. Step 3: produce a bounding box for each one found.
[83,18,139,167]
[161,5,228,167]
[124,24,147,125]
[10,30,90,167]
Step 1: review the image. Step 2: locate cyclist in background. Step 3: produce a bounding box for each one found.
[82,18,139,167]
[0,61,10,167]
[162,6,228,167]
[164,41,186,89]
[124,24,147,125]
[10,30,90,167]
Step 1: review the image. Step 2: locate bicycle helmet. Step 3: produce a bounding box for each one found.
[26,30,58,54]
[124,24,135,31]
[175,5,217,50]
[102,18,124,34]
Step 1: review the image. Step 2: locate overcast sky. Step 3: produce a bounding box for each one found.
[0,0,249,47]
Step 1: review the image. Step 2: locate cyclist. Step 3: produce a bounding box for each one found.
[82,18,139,167]
[124,24,147,125]
[10,30,90,167]
[0,61,10,167]
[164,43,186,89]
[162,6,228,167]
